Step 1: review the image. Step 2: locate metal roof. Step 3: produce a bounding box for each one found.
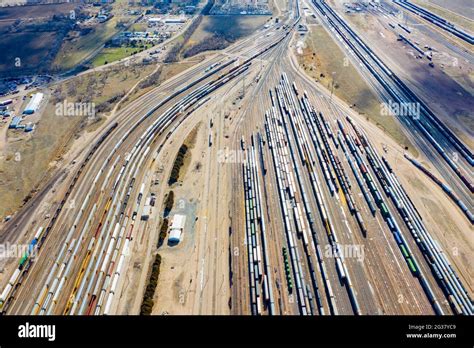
[23,92,43,114]
[171,214,186,230]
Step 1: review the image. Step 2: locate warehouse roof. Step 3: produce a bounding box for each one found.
[169,214,186,244]
[171,214,186,230]
[23,92,43,114]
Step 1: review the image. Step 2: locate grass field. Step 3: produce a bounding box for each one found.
[91,43,154,67]
[124,57,204,105]
[201,15,270,40]
[298,24,416,153]
[192,15,270,43]
[63,61,157,107]
[0,98,83,217]
[129,22,149,32]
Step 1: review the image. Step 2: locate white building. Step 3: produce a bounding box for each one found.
[23,92,43,115]
[148,17,162,24]
[164,18,186,24]
[168,214,186,244]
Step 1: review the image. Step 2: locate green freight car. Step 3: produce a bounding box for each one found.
[407,258,418,274]
[380,202,389,217]
[19,253,28,269]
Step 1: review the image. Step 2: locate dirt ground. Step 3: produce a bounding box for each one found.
[183,15,271,58]
[330,0,473,148]
[150,97,233,314]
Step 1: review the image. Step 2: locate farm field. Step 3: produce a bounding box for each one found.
[91,43,154,68]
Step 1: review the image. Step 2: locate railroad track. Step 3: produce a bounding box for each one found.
[0,21,297,315]
[393,0,474,45]
[311,0,473,200]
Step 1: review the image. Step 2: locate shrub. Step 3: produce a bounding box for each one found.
[140,254,162,315]
[164,191,174,217]
[168,144,188,185]
[138,67,162,89]
[157,218,169,248]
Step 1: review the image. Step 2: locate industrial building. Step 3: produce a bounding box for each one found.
[168,214,186,244]
[9,116,22,129]
[147,17,186,25]
[147,17,162,24]
[23,92,43,115]
[164,18,186,24]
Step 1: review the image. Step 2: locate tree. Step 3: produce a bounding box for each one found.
[164,191,174,216]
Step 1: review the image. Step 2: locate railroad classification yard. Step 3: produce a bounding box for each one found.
[0,0,472,320]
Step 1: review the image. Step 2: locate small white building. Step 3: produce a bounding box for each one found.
[164,18,186,24]
[148,17,162,24]
[169,214,186,244]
